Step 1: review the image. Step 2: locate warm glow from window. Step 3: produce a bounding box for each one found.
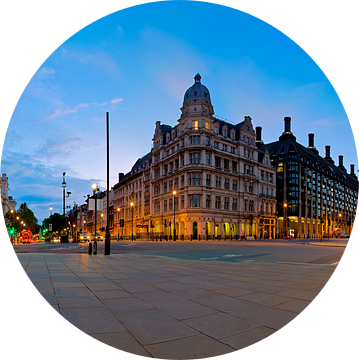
[193,120,198,130]
[205,121,210,130]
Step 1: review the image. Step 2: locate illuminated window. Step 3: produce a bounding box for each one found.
[193,120,199,130]
[205,121,210,130]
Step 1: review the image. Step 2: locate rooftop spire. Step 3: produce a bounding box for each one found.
[194,73,201,83]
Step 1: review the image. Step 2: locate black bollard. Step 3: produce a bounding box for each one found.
[88,242,93,255]
[93,240,97,255]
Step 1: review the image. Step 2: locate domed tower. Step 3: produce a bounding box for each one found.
[181,74,214,117]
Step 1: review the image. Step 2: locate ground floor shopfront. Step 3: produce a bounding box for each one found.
[115,212,276,240]
[277,216,353,238]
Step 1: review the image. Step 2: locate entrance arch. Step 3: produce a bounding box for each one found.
[205,222,211,238]
[224,222,230,237]
[192,221,198,239]
[231,223,237,237]
[215,223,221,238]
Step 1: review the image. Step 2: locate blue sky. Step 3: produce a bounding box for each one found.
[1,0,357,223]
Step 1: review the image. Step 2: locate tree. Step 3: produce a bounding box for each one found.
[42,213,66,234]
[9,203,40,234]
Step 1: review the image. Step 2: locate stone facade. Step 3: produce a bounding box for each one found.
[112,75,276,240]
[1,173,16,215]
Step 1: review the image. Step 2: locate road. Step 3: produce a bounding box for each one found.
[13,239,346,265]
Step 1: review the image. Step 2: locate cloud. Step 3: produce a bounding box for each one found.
[110,97,123,105]
[35,136,87,160]
[37,67,56,77]
[45,107,78,120]
[62,48,121,78]
[42,102,90,121]
[303,117,347,128]
[41,98,122,122]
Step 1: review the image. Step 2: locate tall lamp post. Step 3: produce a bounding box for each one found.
[104,111,111,255]
[173,190,177,241]
[49,206,53,216]
[130,202,134,241]
[62,172,71,239]
[92,184,100,239]
[62,172,71,217]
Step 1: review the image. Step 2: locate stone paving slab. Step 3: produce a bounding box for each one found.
[17,252,337,359]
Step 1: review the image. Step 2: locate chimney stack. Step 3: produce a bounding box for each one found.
[308,133,315,148]
[255,126,263,143]
[307,133,318,154]
[338,155,344,168]
[324,145,335,165]
[325,146,331,159]
[284,117,291,133]
[350,164,357,179]
[279,116,296,141]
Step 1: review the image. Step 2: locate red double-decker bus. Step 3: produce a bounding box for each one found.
[21,230,33,244]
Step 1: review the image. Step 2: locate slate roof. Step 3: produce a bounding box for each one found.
[265,134,358,189]
[118,150,152,184]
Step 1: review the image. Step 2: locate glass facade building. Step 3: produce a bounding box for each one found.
[262,117,358,238]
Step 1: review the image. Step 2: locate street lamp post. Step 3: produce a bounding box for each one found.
[283,203,288,238]
[92,184,100,240]
[130,202,134,241]
[173,190,177,241]
[50,206,53,216]
[62,172,71,217]
[117,208,121,241]
[62,173,71,240]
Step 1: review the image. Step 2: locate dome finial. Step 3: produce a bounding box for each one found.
[194,73,201,83]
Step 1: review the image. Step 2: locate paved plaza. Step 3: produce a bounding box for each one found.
[17,243,339,359]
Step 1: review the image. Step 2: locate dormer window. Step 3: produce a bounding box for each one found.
[222,129,227,137]
[230,131,235,140]
[194,91,197,96]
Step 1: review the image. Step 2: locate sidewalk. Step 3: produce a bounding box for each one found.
[18,253,336,359]
[306,239,348,247]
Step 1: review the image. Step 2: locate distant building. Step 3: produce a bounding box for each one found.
[112,74,277,240]
[1,173,16,215]
[263,117,358,238]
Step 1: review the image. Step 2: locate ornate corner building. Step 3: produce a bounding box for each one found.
[112,74,277,240]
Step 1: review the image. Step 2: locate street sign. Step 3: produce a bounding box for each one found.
[49,224,52,231]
